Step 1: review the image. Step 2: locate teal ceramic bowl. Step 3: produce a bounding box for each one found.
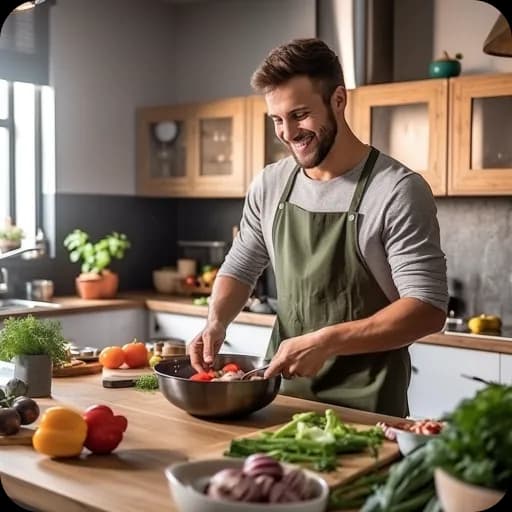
[429,59,461,78]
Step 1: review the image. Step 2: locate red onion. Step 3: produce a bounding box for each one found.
[268,481,302,503]
[254,474,275,499]
[207,468,261,502]
[281,468,312,499]
[243,453,283,480]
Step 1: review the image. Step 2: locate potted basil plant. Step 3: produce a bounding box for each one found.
[0,315,68,398]
[0,217,24,253]
[428,383,511,512]
[63,229,131,299]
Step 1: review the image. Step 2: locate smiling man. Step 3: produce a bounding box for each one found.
[189,38,448,417]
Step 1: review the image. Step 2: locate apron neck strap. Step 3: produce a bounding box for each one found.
[279,146,380,207]
[348,146,379,213]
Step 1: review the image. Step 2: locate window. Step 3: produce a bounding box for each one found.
[0,78,54,244]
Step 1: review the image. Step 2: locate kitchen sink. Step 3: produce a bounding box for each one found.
[0,298,62,313]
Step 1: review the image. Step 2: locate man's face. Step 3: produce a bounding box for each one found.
[265,76,338,169]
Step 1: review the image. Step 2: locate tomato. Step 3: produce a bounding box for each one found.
[99,346,125,369]
[122,339,148,368]
[184,275,197,286]
[222,363,240,373]
[190,372,213,382]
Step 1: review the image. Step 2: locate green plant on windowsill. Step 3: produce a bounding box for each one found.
[63,229,131,299]
[0,216,24,253]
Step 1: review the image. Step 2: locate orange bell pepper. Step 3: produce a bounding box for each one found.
[32,406,87,458]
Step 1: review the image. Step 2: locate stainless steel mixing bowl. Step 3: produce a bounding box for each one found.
[154,354,281,418]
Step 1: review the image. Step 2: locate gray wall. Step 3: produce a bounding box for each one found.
[50,0,178,195]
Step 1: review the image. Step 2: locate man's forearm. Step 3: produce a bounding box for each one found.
[319,297,446,357]
[207,275,252,328]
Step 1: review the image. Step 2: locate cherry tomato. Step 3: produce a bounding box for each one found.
[190,372,213,382]
[222,363,240,373]
[122,339,148,368]
[99,346,125,369]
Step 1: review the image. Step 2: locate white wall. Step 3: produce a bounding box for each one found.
[50,0,178,195]
[433,0,512,75]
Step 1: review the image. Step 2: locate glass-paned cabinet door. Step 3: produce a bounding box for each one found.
[352,80,448,196]
[136,105,195,196]
[450,73,512,195]
[193,97,246,197]
[248,95,290,183]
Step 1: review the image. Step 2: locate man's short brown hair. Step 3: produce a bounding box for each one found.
[251,38,345,104]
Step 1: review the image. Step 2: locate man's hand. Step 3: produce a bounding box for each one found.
[188,321,226,373]
[263,331,331,380]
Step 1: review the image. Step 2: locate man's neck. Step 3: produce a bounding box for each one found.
[305,129,371,181]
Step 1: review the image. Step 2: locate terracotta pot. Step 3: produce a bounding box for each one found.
[434,467,505,512]
[101,270,119,298]
[0,239,21,253]
[75,274,104,300]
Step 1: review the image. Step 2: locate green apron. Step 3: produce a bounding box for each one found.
[266,147,411,417]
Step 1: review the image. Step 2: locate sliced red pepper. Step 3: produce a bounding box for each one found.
[190,372,213,382]
[221,363,240,373]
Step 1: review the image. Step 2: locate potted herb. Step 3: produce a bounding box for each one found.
[429,383,511,512]
[63,229,131,299]
[0,217,24,253]
[0,315,68,398]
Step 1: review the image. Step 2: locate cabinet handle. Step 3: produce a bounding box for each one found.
[223,339,231,346]
[154,319,160,333]
[411,365,419,374]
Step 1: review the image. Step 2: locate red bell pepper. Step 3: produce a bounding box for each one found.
[83,405,128,455]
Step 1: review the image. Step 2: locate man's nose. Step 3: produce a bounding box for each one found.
[281,120,297,143]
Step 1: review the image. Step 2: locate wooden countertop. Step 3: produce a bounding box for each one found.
[2,292,512,354]
[0,375,399,512]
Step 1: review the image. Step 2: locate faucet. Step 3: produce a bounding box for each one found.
[0,267,7,295]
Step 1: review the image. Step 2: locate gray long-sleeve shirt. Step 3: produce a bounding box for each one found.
[219,152,448,313]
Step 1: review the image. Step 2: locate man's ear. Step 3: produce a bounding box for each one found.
[331,85,347,113]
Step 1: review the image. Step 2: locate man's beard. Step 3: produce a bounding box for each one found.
[288,108,337,169]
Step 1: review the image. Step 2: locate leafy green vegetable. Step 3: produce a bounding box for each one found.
[0,315,68,365]
[427,383,512,491]
[225,409,384,472]
[134,374,159,391]
[361,444,435,512]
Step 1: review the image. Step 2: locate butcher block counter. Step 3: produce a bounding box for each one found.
[1,292,512,353]
[0,375,400,512]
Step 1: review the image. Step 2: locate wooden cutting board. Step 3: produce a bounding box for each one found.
[53,361,103,378]
[102,366,155,379]
[0,427,35,446]
[196,421,400,489]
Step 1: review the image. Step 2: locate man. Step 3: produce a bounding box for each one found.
[189,38,447,416]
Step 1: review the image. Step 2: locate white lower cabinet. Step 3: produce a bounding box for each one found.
[500,354,512,384]
[149,311,272,357]
[42,309,148,349]
[408,343,500,419]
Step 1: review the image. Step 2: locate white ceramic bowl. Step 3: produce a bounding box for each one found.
[390,427,434,455]
[153,268,181,294]
[165,458,329,512]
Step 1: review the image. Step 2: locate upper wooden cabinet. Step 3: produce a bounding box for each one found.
[352,79,449,196]
[137,97,247,197]
[449,73,512,195]
[246,95,290,183]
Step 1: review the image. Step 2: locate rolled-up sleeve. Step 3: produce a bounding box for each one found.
[382,174,448,312]
[218,173,270,289]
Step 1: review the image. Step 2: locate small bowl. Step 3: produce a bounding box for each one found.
[153,268,181,294]
[390,428,434,455]
[154,354,281,418]
[165,458,329,512]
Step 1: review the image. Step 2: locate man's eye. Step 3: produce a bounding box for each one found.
[272,118,282,125]
[294,112,307,121]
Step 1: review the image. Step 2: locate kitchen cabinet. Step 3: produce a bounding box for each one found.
[408,343,500,419]
[42,309,147,349]
[352,78,448,196]
[149,311,271,357]
[351,72,512,197]
[137,97,247,197]
[500,354,512,384]
[449,73,512,195]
